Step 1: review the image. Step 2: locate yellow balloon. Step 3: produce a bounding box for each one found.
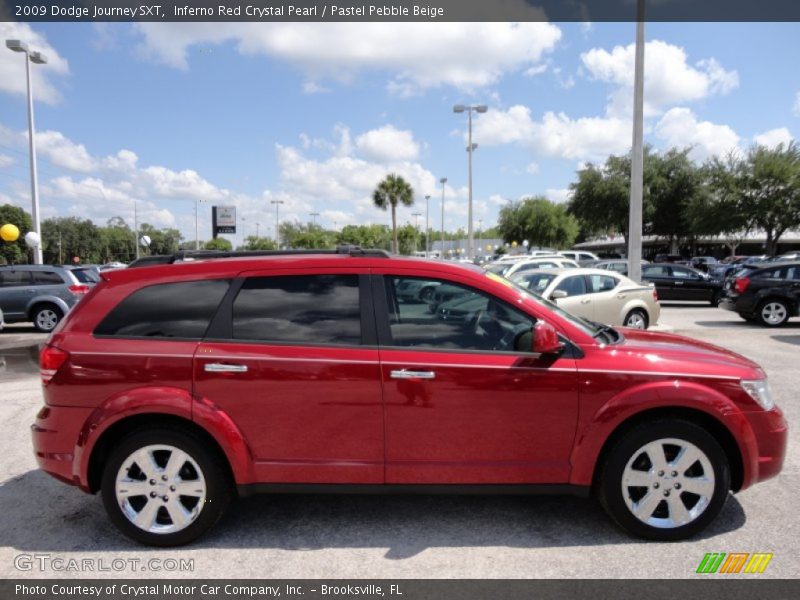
[0,223,20,242]
[511,241,518,248]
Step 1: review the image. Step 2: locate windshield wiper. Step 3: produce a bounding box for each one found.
[588,320,620,344]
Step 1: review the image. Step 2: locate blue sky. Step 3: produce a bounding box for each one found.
[1,21,799,245]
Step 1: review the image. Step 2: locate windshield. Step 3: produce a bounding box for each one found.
[484,263,511,276]
[71,268,100,283]
[485,271,602,338]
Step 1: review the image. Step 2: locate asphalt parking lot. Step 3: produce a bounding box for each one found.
[0,306,796,579]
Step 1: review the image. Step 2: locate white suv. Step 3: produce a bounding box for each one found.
[484,256,579,278]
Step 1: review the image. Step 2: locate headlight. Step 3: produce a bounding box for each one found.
[740,379,774,410]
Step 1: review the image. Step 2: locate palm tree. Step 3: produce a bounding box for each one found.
[372,174,414,253]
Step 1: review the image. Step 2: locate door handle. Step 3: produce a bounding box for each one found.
[390,369,436,380]
[580,299,591,304]
[674,281,684,285]
[204,363,248,373]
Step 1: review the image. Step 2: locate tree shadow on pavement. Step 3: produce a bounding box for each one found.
[1,469,747,557]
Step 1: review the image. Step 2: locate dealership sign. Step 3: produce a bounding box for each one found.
[213,206,236,236]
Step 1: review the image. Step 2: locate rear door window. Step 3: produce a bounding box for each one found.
[0,270,31,287]
[95,279,230,338]
[588,274,619,293]
[31,271,65,285]
[232,274,361,346]
[555,275,588,297]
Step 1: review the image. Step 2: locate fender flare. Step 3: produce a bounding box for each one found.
[568,379,757,488]
[26,295,71,319]
[74,387,255,490]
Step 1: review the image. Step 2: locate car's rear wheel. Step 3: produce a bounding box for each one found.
[101,428,232,546]
[756,299,789,327]
[623,309,649,330]
[598,419,730,540]
[32,304,62,332]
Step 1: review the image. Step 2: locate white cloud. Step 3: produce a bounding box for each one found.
[0,154,13,168]
[36,131,96,172]
[581,40,738,117]
[525,162,540,174]
[0,22,70,104]
[753,127,794,149]
[355,125,420,163]
[473,105,631,162]
[654,107,740,161]
[545,188,573,204]
[132,22,561,93]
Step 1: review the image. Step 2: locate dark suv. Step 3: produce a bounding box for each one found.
[719,262,800,326]
[0,265,91,331]
[33,248,786,545]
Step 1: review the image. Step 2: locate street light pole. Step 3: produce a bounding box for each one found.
[478,219,483,257]
[439,177,447,258]
[628,0,646,284]
[271,200,284,247]
[454,104,488,261]
[6,40,47,264]
[424,195,430,257]
[310,212,320,227]
[412,212,422,254]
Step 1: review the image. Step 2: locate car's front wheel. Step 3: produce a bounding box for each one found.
[598,419,730,540]
[101,428,232,546]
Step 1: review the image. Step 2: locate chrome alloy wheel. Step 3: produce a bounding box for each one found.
[115,445,206,534]
[761,302,787,325]
[36,309,58,331]
[621,438,715,529]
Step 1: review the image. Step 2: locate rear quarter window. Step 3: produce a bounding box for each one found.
[95,279,230,339]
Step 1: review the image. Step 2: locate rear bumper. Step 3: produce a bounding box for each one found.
[31,404,94,492]
[741,407,788,489]
[719,295,756,316]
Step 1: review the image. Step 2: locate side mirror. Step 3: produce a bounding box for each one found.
[532,321,564,355]
[550,289,568,300]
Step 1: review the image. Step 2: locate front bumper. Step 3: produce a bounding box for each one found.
[741,406,788,488]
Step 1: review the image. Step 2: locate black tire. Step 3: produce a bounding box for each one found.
[623,308,649,330]
[710,291,723,306]
[31,303,63,333]
[598,419,730,541]
[101,428,232,546]
[755,298,790,327]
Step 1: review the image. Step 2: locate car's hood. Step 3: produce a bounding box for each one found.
[603,328,763,379]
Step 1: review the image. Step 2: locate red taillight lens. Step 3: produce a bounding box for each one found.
[652,288,659,302]
[734,277,750,294]
[40,345,69,385]
[68,284,90,295]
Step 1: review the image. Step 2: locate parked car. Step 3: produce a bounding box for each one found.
[775,252,800,262]
[33,248,786,545]
[100,261,128,270]
[711,257,768,281]
[641,264,724,305]
[510,268,660,329]
[0,265,91,331]
[558,250,601,265]
[719,262,800,327]
[594,260,649,277]
[688,257,718,273]
[484,256,579,278]
[395,278,440,303]
[65,265,102,285]
[653,254,683,263]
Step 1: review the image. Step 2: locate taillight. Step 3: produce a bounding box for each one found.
[734,277,750,294]
[40,345,69,385]
[68,284,90,295]
[652,288,659,302]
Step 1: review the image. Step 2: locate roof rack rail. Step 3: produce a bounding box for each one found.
[126,245,391,268]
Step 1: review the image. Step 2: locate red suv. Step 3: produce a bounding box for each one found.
[33,248,787,545]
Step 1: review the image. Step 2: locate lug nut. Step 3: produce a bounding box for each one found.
[658,470,664,477]
[170,485,176,492]
[674,483,681,490]
[671,471,678,477]
[149,479,156,485]
[664,490,670,497]
[149,491,157,498]
[162,495,169,502]
[653,482,660,489]
[161,475,168,481]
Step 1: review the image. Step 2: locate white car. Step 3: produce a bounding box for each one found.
[510,268,660,329]
[484,256,579,278]
[559,250,601,264]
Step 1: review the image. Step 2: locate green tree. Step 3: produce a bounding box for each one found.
[279,222,337,249]
[497,197,579,249]
[372,174,414,253]
[396,223,423,255]
[138,223,182,256]
[337,224,392,250]
[204,237,233,251]
[238,236,278,251]
[41,217,102,264]
[649,148,704,253]
[568,150,655,244]
[99,217,136,262]
[0,204,32,265]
